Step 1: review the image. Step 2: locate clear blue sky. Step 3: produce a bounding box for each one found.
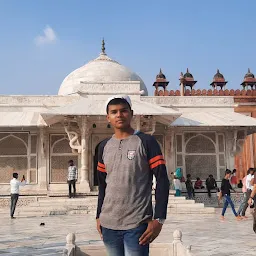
[0,0,255,95]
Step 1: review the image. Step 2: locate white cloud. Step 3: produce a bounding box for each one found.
[34,26,57,46]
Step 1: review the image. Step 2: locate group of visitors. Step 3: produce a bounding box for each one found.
[220,168,256,220]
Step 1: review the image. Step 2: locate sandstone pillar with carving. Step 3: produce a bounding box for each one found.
[80,116,91,192]
[37,128,48,192]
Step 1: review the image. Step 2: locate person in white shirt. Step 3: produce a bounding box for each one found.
[10,173,26,219]
[241,168,255,217]
[174,176,182,196]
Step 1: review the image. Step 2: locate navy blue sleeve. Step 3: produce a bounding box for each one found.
[96,139,109,219]
[138,132,170,219]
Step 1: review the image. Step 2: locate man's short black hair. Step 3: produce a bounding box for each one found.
[106,98,132,113]
[209,174,213,178]
[13,173,18,178]
[68,160,73,164]
[248,167,254,173]
[187,174,191,178]
[225,169,232,175]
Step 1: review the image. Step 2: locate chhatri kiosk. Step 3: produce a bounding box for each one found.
[0,41,256,196]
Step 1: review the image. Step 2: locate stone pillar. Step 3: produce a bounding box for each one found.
[37,128,48,192]
[80,116,90,192]
[165,128,175,178]
[225,130,235,171]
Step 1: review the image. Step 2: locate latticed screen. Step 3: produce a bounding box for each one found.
[50,135,78,183]
[0,133,38,184]
[176,132,225,180]
[186,135,215,153]
[0,136,27,155]
[0,157,27,183]
[185,155,217,180]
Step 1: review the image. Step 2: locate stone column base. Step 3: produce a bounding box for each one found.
[79,180,91,193]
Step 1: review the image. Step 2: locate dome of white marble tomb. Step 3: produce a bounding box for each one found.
[58,43,148,96]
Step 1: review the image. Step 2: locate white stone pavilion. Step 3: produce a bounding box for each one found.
[1,41,256,196]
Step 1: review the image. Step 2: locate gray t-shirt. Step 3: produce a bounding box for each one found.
[96,132,170,230]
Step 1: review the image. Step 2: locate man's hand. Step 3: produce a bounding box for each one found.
[139,220,162,245]
[96,218,103,240]
[248,198,253,206]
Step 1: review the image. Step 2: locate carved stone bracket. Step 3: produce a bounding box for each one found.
[64,119,82,154]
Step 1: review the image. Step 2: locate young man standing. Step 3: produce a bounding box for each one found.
[10,173,26,219]
[219,169,241,221]
[67,160,78,198]
[96,96,170,256]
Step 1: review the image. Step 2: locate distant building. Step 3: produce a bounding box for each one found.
[0,41,256,196]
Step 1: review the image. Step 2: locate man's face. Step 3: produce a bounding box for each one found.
[107,104,133,129]
[227,173,231,179]
[69,162,73,166]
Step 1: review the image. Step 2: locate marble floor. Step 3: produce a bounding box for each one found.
[0,209,255,256]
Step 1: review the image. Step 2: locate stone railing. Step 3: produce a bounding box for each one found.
[155,88,256,97]
[63,230,195,256]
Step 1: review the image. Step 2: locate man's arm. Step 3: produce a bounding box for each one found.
[229,182,236,193]
[138,135,169,245]
[96,139,109,219]
[19,175,26,186]
[248,184,256,206]
[149,138,169,220]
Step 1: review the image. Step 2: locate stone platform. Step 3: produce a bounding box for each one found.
[0,209,255,255]
[0,194,215,218]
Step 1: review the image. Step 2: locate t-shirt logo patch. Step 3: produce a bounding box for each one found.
[127,150,136,160]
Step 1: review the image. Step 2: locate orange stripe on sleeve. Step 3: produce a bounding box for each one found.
[150,160,166,169]
[98,162,105,168]
[97,166,106,173]
[149,155,164,164]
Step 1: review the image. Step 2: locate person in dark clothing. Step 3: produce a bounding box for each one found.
[219,169,241,221]
[206,174,218,197]
[185,174,194,199]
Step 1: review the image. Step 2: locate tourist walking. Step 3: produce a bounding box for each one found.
[185,174,194,199]
[67,160,78,198]
[240,168,255,217]
[219,169,241,221]
[96,96,170,256]
[237,170,250,218]
[206,174,218,197]
[248,175,256,233]
[10,173,26,219]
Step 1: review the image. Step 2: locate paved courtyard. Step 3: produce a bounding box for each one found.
[0,209,255,256]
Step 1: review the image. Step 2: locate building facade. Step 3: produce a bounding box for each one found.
[1,42,256,196]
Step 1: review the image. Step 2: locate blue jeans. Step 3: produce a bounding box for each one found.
[237,192,247,215]
[102,223,149,256]
[222,195,238,217]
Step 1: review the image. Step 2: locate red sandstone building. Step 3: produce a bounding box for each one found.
[154,68,256,181]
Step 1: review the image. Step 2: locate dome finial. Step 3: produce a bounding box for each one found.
[248,68,251,73]
[101,38,106,55]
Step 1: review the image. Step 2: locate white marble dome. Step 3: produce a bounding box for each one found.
[58,49,148,96]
